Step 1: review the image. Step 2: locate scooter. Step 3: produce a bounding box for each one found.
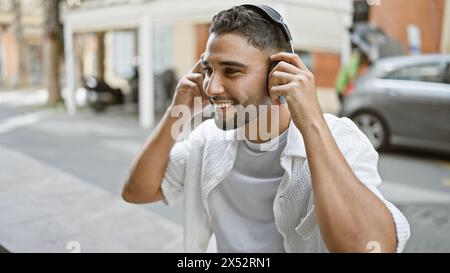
[84,76,124,112]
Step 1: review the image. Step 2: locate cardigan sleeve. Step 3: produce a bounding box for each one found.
[160,139,190,207]
[332,116,411,252]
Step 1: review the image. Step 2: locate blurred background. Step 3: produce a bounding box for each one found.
[0,0,449,253]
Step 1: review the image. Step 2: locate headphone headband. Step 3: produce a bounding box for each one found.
[242,4,294,53]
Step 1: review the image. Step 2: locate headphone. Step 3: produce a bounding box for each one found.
[241,4,295,103]
[204,5,294,104]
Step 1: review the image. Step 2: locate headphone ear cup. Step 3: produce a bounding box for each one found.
[268,60,287,104]
[269,61,280,74]
[267,61,279,97]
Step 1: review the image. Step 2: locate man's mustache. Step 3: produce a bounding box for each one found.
[209,96,239,105]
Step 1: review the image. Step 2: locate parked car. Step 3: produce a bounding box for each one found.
[340,54,450,153]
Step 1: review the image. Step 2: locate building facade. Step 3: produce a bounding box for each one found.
[0,0,44,87]
[369,0,448,54]
[63,0,354,128]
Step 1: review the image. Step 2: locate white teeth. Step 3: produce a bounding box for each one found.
[215,102,234,108]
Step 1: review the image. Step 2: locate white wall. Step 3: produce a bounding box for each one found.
[172,23,196,78]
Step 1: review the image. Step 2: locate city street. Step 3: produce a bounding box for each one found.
[0,89,449,252]
[0,0,449,256]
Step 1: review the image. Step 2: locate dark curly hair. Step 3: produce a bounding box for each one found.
[209,5,289,53]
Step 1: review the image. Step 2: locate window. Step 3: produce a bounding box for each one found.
[444,62,450,84]
[113,31,136,79]
[294,50,313,71]
[384,62,447,83]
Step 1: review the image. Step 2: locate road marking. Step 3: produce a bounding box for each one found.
[380,181,450,204]
[0,110,52,134]
[0,89,48,107]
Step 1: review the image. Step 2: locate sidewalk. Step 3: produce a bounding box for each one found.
[0,144,183,252]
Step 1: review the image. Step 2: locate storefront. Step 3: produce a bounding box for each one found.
[63,0,353,128]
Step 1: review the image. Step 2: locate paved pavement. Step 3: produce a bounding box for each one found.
[0,138,183,253]
[0,89,184,252]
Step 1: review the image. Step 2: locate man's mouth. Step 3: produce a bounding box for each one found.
[214,101,235,110]
[211,99,237,114]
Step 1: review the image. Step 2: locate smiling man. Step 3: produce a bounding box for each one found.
[122,5,410,253]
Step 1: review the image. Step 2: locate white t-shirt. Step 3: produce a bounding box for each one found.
[208,129,288,253]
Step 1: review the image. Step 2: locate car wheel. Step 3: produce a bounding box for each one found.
[351,112,389,151]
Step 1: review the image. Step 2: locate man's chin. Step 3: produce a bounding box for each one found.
[212,104,260,131]
[213,116,240,131]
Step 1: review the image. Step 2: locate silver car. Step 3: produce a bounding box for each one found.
[340,54,450,153]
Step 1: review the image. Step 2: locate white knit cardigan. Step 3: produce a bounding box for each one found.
[161,114,410,252]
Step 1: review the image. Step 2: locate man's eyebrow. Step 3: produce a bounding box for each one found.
[219,61,247,68]
[201,60,247,68]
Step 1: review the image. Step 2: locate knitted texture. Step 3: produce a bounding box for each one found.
[161,114,410,252]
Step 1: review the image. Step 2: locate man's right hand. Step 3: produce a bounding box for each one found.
[123,57,211,205]
[170,56,210,114]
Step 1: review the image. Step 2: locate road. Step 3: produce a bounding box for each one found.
[377,149,450,252]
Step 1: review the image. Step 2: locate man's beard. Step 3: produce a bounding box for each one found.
[213,95,272,131]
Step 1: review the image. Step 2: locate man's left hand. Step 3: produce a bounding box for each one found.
[268,52,324,130]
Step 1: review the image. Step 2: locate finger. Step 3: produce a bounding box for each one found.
[269,62,312,90]
[186,72,203,84]
[191,57,205,74]
[179,77,199,93]
[271,52,309,72]
[184,81,203,99]
[186,73,207,99]
[269,62,302,78]
[183,82,208,105]
[268,70,295,88]
[269,82,296,104]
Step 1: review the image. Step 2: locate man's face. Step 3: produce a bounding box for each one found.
[201,32,272,130]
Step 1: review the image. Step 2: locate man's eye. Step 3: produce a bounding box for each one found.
[225,68,240,75]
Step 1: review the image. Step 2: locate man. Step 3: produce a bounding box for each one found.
[335,49,361,103]
[122,6,410,253]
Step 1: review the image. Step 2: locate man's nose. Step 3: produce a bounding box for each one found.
[205,74,225,97]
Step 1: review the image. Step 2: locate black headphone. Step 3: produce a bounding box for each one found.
[241,4,295,103]
[241,4,294,54]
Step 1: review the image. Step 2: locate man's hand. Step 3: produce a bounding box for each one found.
[268,52,323,131]
[123,56,211,205]
[171,54,210,115]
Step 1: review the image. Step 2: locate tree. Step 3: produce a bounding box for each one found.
[43,0,62,104]
[11,0,28,87]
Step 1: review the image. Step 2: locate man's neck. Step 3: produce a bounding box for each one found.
[243,104,291,143]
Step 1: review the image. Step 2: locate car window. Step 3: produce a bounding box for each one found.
[384,62,447,83]
[444,62,450,84]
